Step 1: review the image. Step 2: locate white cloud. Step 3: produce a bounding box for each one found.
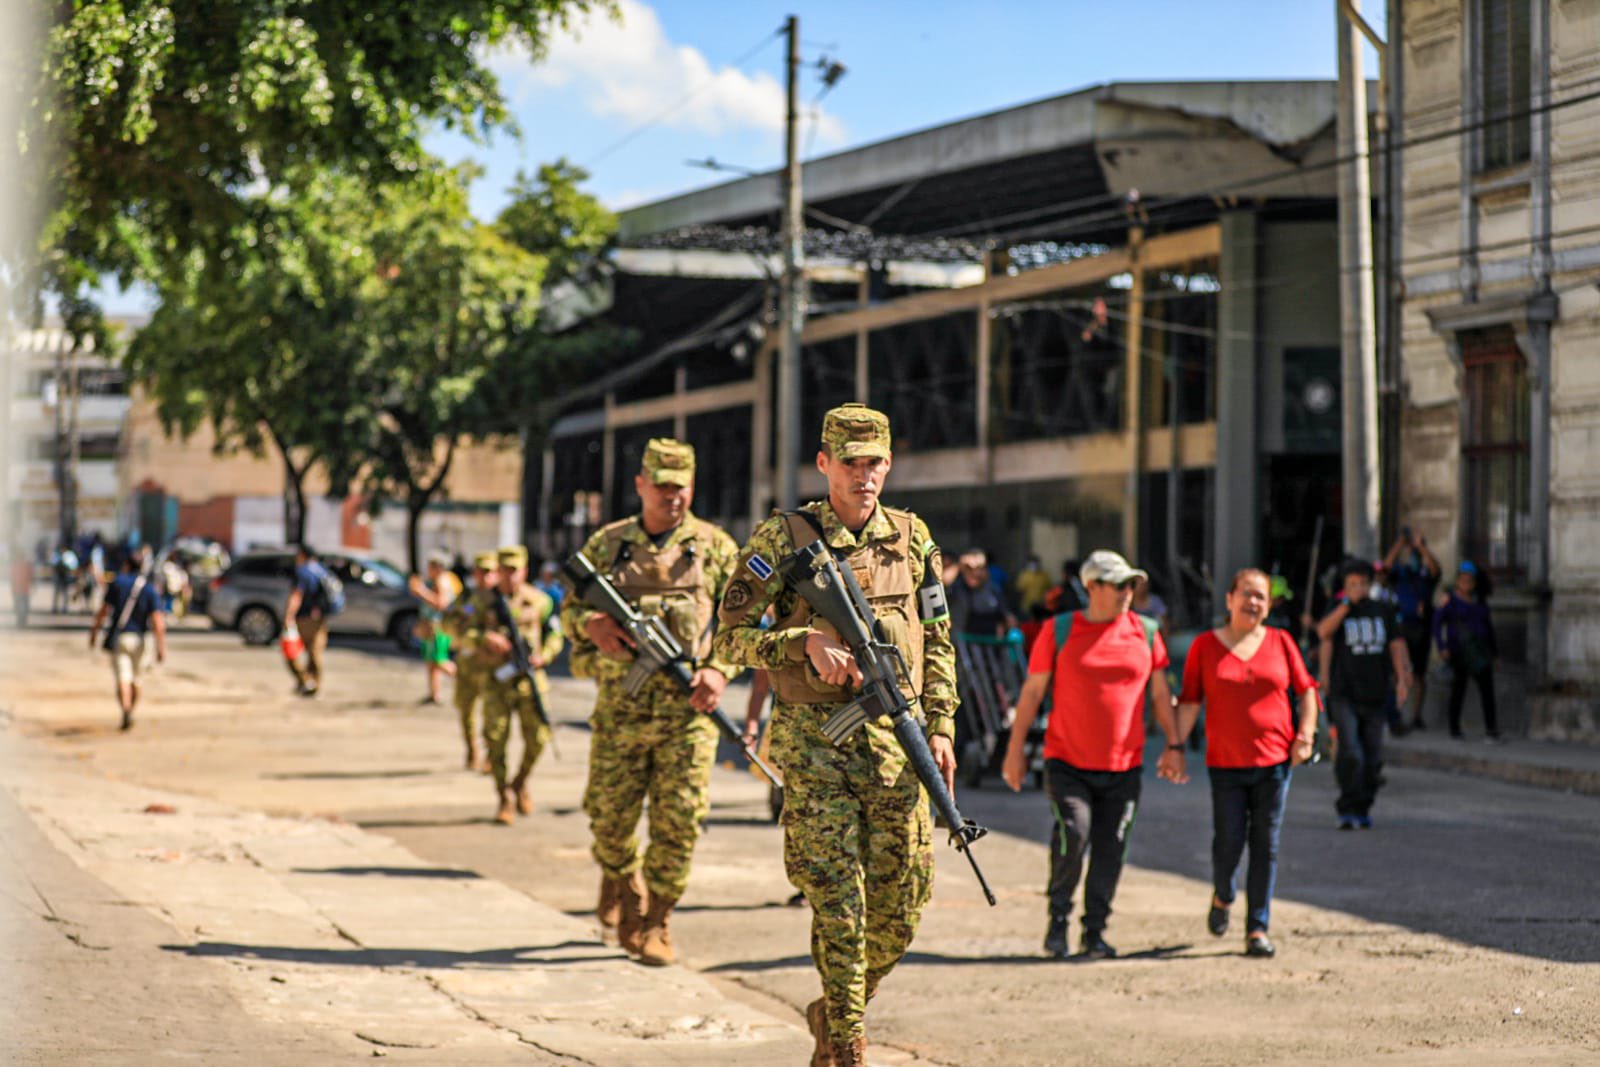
[489,0,846,145]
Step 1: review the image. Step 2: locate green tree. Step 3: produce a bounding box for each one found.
[497,159,616,290]
[20,0,607,312]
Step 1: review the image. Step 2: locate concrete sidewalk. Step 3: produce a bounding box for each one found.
[0,686,810,1063]
[1385,728,1600,796]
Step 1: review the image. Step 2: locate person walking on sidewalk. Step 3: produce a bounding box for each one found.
[283,545,335,696]
[1385,526,1441,730]
[1176,568,1320,959]
[443,550,498,771]
[470,546,561,825]
[1315,559,1412,829]
[561,439,742,969]
[88,552,167,730]
[408,549,462,706]
[1434,560,1501,743]
[1001,550,1182,961]
[714,405,958,1067]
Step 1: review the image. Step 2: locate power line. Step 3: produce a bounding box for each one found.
[582,27,784,169]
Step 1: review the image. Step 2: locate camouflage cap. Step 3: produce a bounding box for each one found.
[473,550,497,571]
[642,437,695,486]
[822,403,891,460]
[497,545,528,569]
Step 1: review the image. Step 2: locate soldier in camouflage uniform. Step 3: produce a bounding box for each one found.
[560,438,742,967]
[442,550,498,771]
[468,545,562,825]
[713,403,958,1067]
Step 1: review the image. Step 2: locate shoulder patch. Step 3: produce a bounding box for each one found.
[746,554,774,581]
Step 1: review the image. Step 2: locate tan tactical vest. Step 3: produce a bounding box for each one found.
[769,507,924,706]
[596,516,715,661]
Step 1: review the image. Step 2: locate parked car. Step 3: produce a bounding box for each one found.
[206,549,419,649]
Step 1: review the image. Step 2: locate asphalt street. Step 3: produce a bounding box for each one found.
[3,618,1597,1064]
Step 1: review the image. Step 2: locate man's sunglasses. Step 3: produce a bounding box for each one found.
[1094,578,1139,591]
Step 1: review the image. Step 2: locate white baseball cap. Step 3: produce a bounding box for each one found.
[1079,550,1148,586]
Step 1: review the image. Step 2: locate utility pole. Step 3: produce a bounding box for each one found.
[775,14,803,509]
[1336,0,1379,560]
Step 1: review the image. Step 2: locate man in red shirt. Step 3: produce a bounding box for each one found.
[1002,550,1184,959]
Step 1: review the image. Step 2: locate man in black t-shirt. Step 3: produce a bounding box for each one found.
[1314,559,1411,829]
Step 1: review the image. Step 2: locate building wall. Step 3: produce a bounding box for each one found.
[1399,0,1600,728]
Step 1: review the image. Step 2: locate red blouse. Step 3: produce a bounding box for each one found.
[1179,626,1317,769]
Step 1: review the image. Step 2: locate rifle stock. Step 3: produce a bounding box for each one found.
[776,541,997,906]
[562,552,782,788]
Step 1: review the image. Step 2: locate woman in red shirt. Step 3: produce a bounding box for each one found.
[1176,568,1318,958]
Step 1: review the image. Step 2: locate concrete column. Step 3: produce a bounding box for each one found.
[1214,211,1260,599]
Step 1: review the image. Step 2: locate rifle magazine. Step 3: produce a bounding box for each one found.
[821,701,870,745]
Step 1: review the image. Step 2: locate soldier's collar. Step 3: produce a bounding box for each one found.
[624,512,697,546]
[816,502,898,550]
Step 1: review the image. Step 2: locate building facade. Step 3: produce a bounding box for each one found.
[1397,0,1600,737]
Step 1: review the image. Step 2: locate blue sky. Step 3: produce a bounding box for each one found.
[435,0,1387,219]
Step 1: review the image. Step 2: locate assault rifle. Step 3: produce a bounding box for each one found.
[563,552,782,788]
[491,591,555,741]
[776,540,997,906]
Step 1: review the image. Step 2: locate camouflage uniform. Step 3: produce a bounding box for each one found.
[443,551,498,766]
[561,440,742,904]
[712,404,957,1048]
[467,547,562,801]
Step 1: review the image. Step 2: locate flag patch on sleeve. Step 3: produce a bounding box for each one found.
[746,554,774,581]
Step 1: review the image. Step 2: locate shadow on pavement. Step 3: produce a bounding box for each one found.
[164,940,619,968]
[355,816,501,830]
[707,942,1197,975]
[290,866,484,880]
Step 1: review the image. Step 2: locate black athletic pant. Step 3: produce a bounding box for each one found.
[1447,665,1499,736]
[1043,759,1142,933]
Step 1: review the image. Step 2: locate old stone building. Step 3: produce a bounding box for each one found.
[1397,0,1600,736]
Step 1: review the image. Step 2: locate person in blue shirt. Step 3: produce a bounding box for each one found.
[284,545,332,696]
[89,551,166,730]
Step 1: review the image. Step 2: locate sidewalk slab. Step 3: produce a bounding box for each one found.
[1,726,811,1064]
[1385,731,1600,796]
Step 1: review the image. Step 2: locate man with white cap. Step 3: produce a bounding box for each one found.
[1001,549,1184,960]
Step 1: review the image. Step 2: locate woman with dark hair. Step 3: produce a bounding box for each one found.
[1175,568,1319,958]
[1434,560,1501,743]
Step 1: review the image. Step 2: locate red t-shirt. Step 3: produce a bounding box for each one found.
[1179,627,1317,768]
[1029,610,1170,772]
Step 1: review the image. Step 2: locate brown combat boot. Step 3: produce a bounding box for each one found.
[806,999,836,1067]
[637,893,677,966]
[597,874,622,931]
[616,872,647,955]
[832,1036,867,1067]
[493,787,516,825]
[512,774,533,815]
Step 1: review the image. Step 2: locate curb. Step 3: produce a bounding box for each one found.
[1385,744,1600,797]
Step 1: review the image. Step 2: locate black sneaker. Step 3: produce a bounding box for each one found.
[1074,931,1117,960]
[1246,934,1276,958]
[1207,898,1231,937]
[1043,915,1070,958]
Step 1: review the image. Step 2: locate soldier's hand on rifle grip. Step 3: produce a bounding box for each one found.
[688,667,728,713]
[931,734,957,795]
[585,613,636,657]
[805,630,863,688]
[482,631,513,657]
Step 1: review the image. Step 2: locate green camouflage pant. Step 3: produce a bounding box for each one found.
[482,673,551,790]
[455,661,489,749]
[776,702,933,1045]
[583,681,719,901]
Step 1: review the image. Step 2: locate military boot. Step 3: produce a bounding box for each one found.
[512,773,533,815]
[637,893,677,966]
[597,874,622,931]
[464,741,481,771]
[805,999,836,1067]
[832,1036,867,1067]
[493,787,516,825]
[616,872,647,956]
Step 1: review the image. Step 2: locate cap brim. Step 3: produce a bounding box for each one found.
[650,470,694,486]
[834,443,890,460]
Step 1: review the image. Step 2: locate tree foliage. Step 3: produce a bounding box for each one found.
[497,159,616,290]
[24,0,606,309]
